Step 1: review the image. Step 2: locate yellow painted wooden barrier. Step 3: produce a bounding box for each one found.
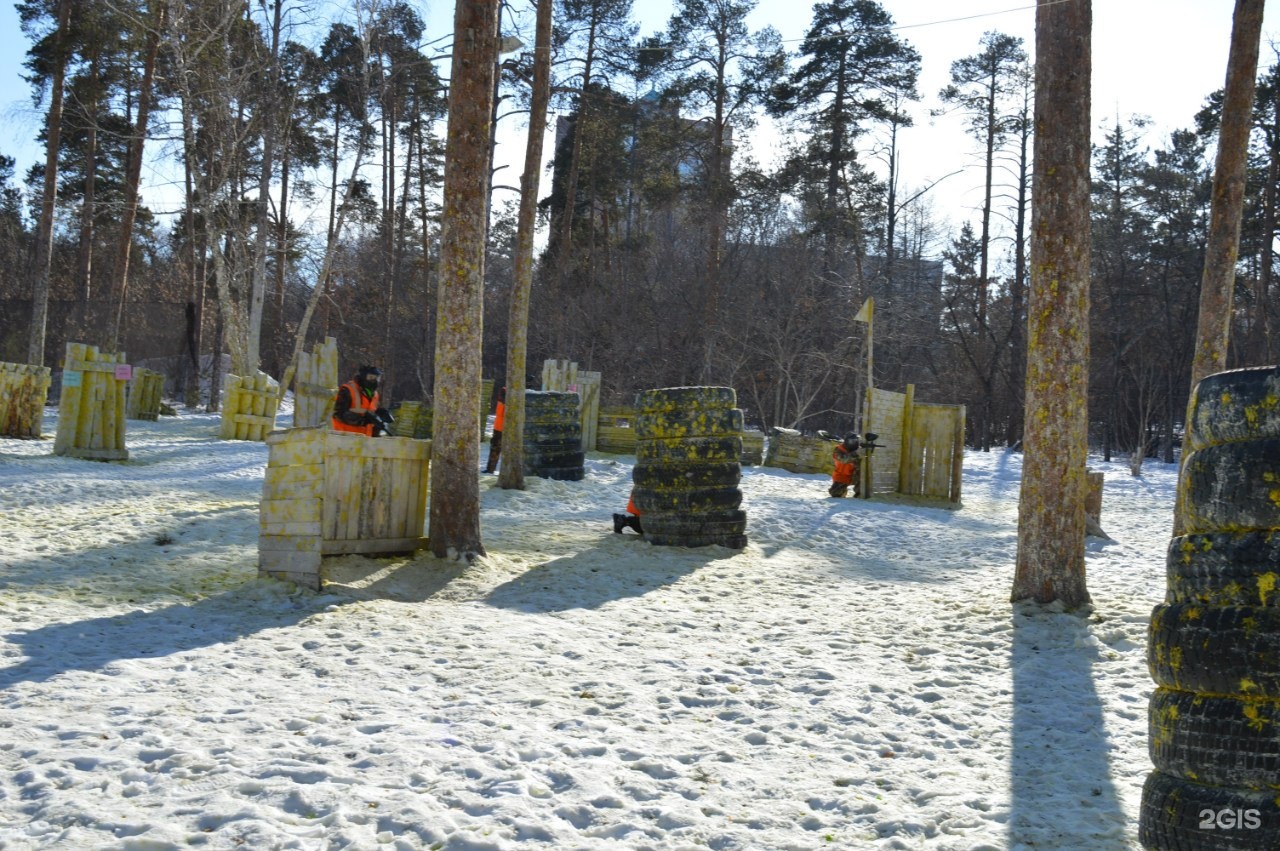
[763,429,835,475]
[126,368,164,421]
[740,430,765,466]
[53,342,128,461]
[219,371,281,441]
[596,406,637,454]
[294,336,338,429]
[259,428,432,589]
[542,359,601,451]
[0,361,52,439]
[866,385,964,505]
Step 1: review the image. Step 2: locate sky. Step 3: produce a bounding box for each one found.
[0,1,1275,248]
[0,401,1185,848]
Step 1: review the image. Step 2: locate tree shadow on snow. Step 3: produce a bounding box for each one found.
[483,539,734,613]
[0,583,320,691]
[1009,605,1128,849]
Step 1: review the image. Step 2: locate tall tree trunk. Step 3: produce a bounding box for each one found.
[1189,0,1264,385]
[249,0,284,375]
[27,0,72,367]
[552,29,596,354]
[429,0,499,559]
[107,0,165,353]
[500,0,552,492]
[699,38,730,380]
[78,52,100,308]
[1013,0,1092,609]
[1006,79,1031,446]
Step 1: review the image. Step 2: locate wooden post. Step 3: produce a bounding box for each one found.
[577,371,601,451]
[951,405,966,504]
[897,384,916,494]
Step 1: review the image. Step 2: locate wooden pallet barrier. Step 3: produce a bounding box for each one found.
[259,428,432,589]
[865,385,964,505]
[294,336,338,429]
[126,368,164,421]
[740,431,765,466]
[0,361,52,439]
[596,406,637,454]
[763,429,835,475]
[220,371,281,441]
[543,359,601,451]
[53,342,129,461]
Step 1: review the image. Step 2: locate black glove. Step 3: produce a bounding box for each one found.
[360,412,377,426]
[375,407,393,425]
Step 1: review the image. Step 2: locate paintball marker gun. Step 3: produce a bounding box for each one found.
[371,407,395,437]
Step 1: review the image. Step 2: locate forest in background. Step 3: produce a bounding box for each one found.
[0,0,1277,471]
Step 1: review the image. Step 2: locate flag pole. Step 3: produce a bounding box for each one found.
[854,297,874,498]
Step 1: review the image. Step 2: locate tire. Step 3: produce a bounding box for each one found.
[632,462,742,490]
[633,408,744,440]
[1138,770,1280,850]
[1149,687,1280,791]
[641,513,748,537]
[635,436,743,464]
[522,437,583,452]
[531,465,584,481]
[525,390,579,407]
[530,450,586,468]
[1188,366,1280,452]
[1148,603,1280,697]
[645,532,748,550]
[519,424,586,445]
[631,485,743,513]
[1167,532,1280,607]
[635,386,736,413]
[1182,441,1280,534]
[523,412,581,427]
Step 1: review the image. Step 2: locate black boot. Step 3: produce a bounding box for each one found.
[613,513,627,534]
[625,515,643,535]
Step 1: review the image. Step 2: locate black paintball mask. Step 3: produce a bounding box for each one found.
[842,432,860,452]
[356,365,382,391]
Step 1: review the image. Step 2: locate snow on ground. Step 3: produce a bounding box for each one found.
[0,410,1171,850]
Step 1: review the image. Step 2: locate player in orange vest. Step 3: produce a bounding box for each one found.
[483,387,506,473]
[332,365,390,436]
[829,432,861,498]
[613,489,643,535]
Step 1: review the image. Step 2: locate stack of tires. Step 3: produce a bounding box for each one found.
[522,390,584,481]
[632,386,747,549]
[1140,366,1280,850]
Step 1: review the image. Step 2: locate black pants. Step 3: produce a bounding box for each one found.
[484,430,503,472]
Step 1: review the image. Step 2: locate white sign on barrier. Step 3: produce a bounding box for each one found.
[62,370,82,387]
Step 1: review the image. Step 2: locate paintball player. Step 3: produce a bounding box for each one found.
[829,432,861,498]
[332,365,393,436]
[483,386,506,474]
[613,489,644,535]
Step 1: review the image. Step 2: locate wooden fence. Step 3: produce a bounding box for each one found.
[740,431,765,466]
[0,362,52,439]
[865,385,964,504]
[126,368,164,421]
[259,428,432,589]
[294,337,338,429]
[542,359,600,451]
[219,372,281,441]
[54,343,129,461]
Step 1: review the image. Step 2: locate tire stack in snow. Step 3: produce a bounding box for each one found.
[522,390,584,481]
[1139,366,1280,850]
[632,386,747,549]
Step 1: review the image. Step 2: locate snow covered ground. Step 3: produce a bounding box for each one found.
[0,409,1171,850]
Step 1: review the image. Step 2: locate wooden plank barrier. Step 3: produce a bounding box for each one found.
[219,371,281,441]
[866,384,964,505]
[0,361,52,439]
[53,342,129,461]
[596,406,637,454]
[259,428,432,589]
[294,336,338,429]
[126,368,164,421]
[740,430,765,466]
[542,360,600,451]
[763,429,835,475]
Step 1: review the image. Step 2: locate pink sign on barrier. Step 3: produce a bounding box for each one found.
[114,364,133,381]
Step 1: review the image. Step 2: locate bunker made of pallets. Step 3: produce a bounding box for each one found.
[0,361,52,439]
[54,342,129,461]
[220,371,281,441]
[259,428,432,590]
[126,368,164,421]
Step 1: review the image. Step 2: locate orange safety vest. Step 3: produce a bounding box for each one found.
[832,445,859,486]
[332,380,380,436]
[493,400,506,432]
[626,492,643,516]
